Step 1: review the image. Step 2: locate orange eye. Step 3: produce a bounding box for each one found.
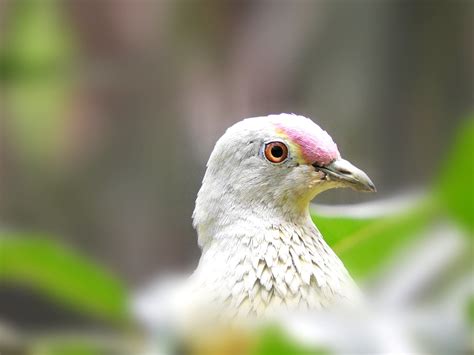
[264,141,288,163]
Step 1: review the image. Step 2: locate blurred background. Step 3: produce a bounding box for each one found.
[0,0,472,353]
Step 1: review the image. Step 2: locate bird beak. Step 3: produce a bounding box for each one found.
[313,158,376,192]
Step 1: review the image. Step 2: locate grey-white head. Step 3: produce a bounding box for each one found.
[193,114,374,248]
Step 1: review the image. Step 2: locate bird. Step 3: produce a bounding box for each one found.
[187,113,376,319]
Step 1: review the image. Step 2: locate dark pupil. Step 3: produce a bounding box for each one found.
[271,145,283,158]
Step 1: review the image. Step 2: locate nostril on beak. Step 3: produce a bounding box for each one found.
[338,168,351,175]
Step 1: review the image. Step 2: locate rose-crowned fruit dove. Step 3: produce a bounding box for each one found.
[188,113,375,318]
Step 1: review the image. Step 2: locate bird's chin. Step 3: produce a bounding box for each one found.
[308,180,341,197]
[306,169,356,199]
[304,175,339,200]
[291,166,350,205]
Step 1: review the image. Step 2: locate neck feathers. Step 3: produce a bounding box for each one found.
[192,218,357,316]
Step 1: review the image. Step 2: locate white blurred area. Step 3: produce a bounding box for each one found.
[283,223,472,354]
[134,194,473,354]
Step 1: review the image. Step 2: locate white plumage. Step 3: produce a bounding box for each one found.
[187,114,375,319]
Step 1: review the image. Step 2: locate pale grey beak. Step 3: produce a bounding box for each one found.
[313,158,376,192]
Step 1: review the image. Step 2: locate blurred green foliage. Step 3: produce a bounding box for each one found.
[1,0,74,164]
[468,298,474,327]
[32,339,101,355]
[253,326,327,355]
[0,235,129,325]
[312,116,473,279]
[314,202,435,279]
[436,118,474,232]
[28,333,139,355]
[0,0,73,79]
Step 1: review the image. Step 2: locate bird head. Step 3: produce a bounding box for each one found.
[193,114,375,246]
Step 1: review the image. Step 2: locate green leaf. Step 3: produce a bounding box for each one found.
[253,326,328,355]
[32,339,102,355]
[311,200,435,279]
[310,117,474,278]
[0,234,129,324]
[30,333,138,355]
[468,297,474,329]
[436,118,474,232]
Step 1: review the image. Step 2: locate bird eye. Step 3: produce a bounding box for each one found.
[264,141,288,163]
